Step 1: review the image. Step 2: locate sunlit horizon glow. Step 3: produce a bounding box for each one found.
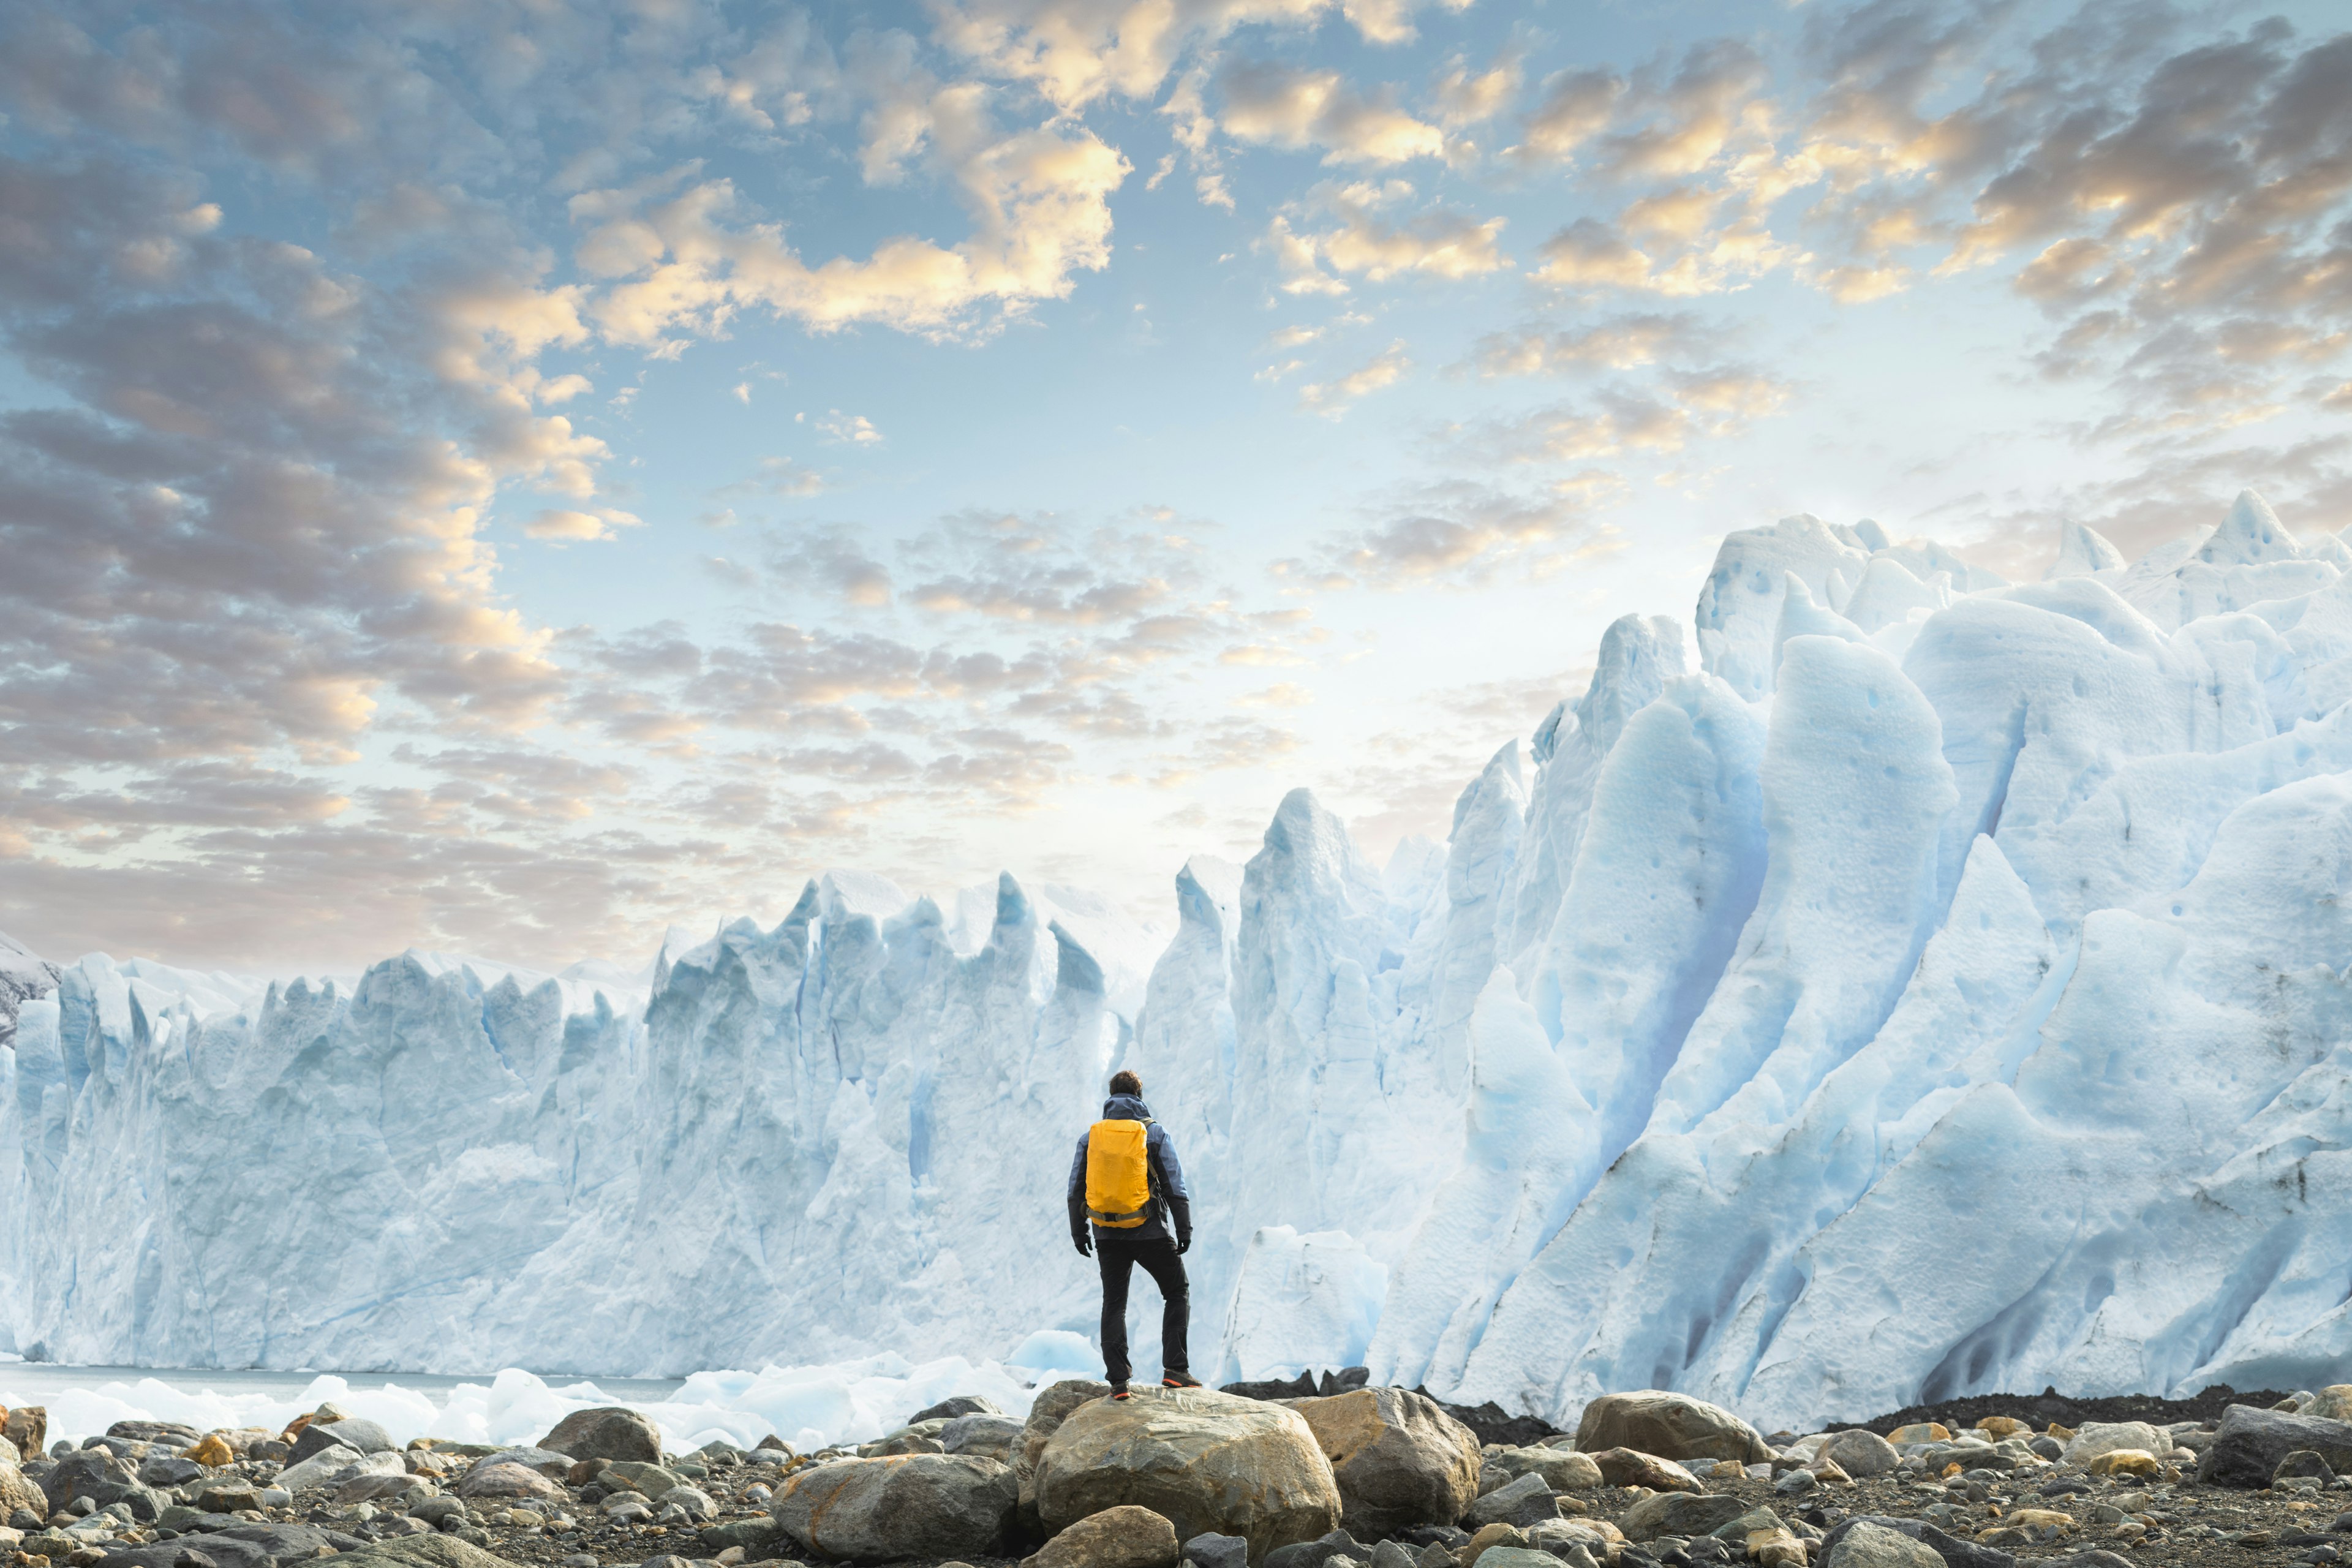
[3,0,2349,974]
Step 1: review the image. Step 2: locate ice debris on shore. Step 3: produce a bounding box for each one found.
[9,492,2352,1433]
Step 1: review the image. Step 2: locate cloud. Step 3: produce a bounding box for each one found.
[576,114,1131,345]
[526,507,643,545]
[1298,341,1412,416]
[1472,367,1791,461]
[815,409,884,445]
[1218,60,1446,165]
[1280,475,1625,589]
[925,0,1471,111]
[1469,312,1711,376]
[1267,180,1509,293]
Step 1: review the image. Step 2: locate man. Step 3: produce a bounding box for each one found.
[1068,1068,1200,1398]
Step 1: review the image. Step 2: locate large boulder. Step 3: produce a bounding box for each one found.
[1023,1504,1180,1568]
[2196,1404,2352,1490]
[537,1408,662,1464]
[1032,1387,1341,1562]
[1017,1379,1113,1516]
[1286,1388,1480,1537]
[2307,1387,2352,1423]
[1572,1393,1771,1464]
[772,1454,1017,1561]
[1618,1491,1751,1542]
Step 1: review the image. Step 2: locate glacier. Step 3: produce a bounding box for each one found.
[8,491,2352,1433]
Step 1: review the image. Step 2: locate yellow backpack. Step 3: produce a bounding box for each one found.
[1085,1119,1154,1227]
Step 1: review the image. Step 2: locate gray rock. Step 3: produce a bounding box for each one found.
[538,1409,663,1466]
[1820,1430,1901,1479]
[1618,1491,1751,1542]
[285,1427,361,1468]
[315,1421,395,1457]
[772,1455,1017,1559]
[41,1450,138,1515]
[1816,1515,2016,1568]
[652,1486,714,1520]
[598,1461,685,1496]
[0,1461,47,1521]
[941,1415,1025,1462]
[453,1463,564,1503]
[1033,1387,1341,1560]
[1182,1532,1249,1568]
[912,1396,1003,1425]
[1262,1529,1368,1568]
[407,1499,467,1526]
[1473,1552,1569,1568]
[1286,1389,1481,1537]
[2277,1449,2338,1483]
[334,1474,428,1505]
[638,1556,693,1568]
[1574,1393,1773,1464]
[2198,1404,2352,1490]
[1463,1472,1557,1531]
[138,1458,204,1490]
[1367,1544,1417,1568]
[1824,1521,1944,1568]
[465,1447,572,1479]
[275,1448,404,1494]
[698,1518,788,1558]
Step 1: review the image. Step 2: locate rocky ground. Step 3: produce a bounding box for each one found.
[2,1381,2350,1568]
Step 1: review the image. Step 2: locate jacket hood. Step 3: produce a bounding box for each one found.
[1101,1093,1153,1121]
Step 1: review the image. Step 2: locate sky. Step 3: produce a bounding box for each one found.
[2,0,2350,976]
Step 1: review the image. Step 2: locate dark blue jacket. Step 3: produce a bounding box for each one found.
[1068,1093,1190,1245]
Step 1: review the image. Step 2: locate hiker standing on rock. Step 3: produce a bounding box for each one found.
[1069,1069,1200,1399]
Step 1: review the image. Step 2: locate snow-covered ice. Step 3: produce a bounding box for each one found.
[10,492,2352,1432]
[0,1354,1042,1452]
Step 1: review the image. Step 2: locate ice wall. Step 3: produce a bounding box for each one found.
[9,492,2352,1431]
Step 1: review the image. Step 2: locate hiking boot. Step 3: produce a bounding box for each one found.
[1161,1372,1202,1389]
[1110,1380,1131,1400]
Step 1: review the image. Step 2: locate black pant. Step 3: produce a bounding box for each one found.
[1096,1234,1189,1383]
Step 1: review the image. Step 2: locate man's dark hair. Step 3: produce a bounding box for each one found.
[1109,1069,1142,1096]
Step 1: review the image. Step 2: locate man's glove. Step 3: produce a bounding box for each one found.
[1177,1232,1192,1255]
[1074,1230,1093,1257]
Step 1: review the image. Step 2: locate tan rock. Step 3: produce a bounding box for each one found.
[1487,1447,1605,1492]
[184,1436,234,1468]
[774,1455,1018,1561]
[1287,1387,1480,1537]
[1019,1506,1178,1568]
[2085,1449,2159,1478]
[1746,1525,1806,1566]
[2044,1423,2076,1441]
[1031,1387,1339,1561]
[1585,1449,1702,1493]
[1463,1522,1528,1567]
[1885,1423,1947,1445]
[1574,1392,1772,1464]
[2308,1387,2352,1423]
[2,1408,45,1463]
[2065,1422,2168,1466]
[0,1460,46,1518]
[2000,1508,2075,1534]
[1711,1460,1749,1479]
[1975,1418,2027,1439]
